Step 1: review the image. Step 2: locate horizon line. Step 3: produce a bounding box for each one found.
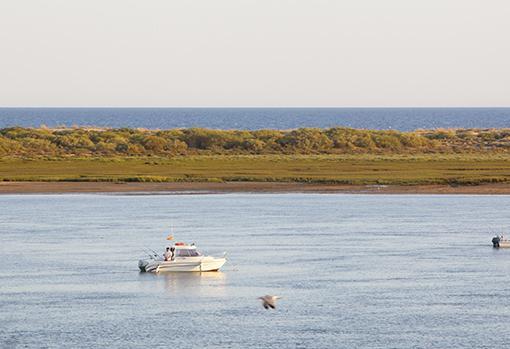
[1,106,510,109]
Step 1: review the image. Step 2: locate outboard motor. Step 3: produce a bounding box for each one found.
[138,259,148,272]
[492,236,500,248]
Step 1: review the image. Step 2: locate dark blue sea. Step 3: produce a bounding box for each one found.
[1,107,510,130]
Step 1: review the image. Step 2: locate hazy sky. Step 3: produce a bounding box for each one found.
[0,0,509,107]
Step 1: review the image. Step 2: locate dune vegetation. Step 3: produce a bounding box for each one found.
[2,127,510,185]
[2,127,510,157]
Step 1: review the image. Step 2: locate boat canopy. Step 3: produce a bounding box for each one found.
[172,243,198,250]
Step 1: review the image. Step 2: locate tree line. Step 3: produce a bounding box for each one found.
[1,127,510,157]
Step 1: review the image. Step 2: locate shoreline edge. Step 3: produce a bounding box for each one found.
[3,181,510,195]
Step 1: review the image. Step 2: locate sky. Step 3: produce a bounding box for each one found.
[0,0,509,107]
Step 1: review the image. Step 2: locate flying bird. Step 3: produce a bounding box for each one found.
[258,295,281,309]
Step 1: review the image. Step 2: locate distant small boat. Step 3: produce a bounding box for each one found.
[492,236,510,248]
[138,242,226,272]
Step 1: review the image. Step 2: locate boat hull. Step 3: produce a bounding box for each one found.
[498,241,510,248]
[156,257,226,272]
[139,257,226,273]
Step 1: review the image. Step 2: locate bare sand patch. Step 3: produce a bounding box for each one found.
[2,181,510,195]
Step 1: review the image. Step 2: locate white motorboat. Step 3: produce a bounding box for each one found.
[138,242,226,272]
[492,235,510,248]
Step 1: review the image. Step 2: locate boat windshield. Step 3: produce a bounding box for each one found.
[176,249,201,257]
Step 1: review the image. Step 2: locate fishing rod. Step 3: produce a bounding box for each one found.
[142,249,155,259]
[143,247,161,259]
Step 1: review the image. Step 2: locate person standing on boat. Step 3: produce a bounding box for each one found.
[164,247,172,261]
[169,247,175,261]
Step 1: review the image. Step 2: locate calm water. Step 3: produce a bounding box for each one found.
[1,107,510,130]
[1,194,510,348]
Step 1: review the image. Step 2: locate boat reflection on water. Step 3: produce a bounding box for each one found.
[139,270,227,296]
[164,271,227,297]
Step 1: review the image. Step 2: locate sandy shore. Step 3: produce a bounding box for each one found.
[2,181,510,194]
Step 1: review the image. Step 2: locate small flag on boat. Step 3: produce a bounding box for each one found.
[166,234,174,241]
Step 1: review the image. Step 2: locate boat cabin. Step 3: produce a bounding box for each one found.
[173,243,202,257]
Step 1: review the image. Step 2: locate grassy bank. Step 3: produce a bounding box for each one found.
[2,154,510,185]
[4,127,510,186]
